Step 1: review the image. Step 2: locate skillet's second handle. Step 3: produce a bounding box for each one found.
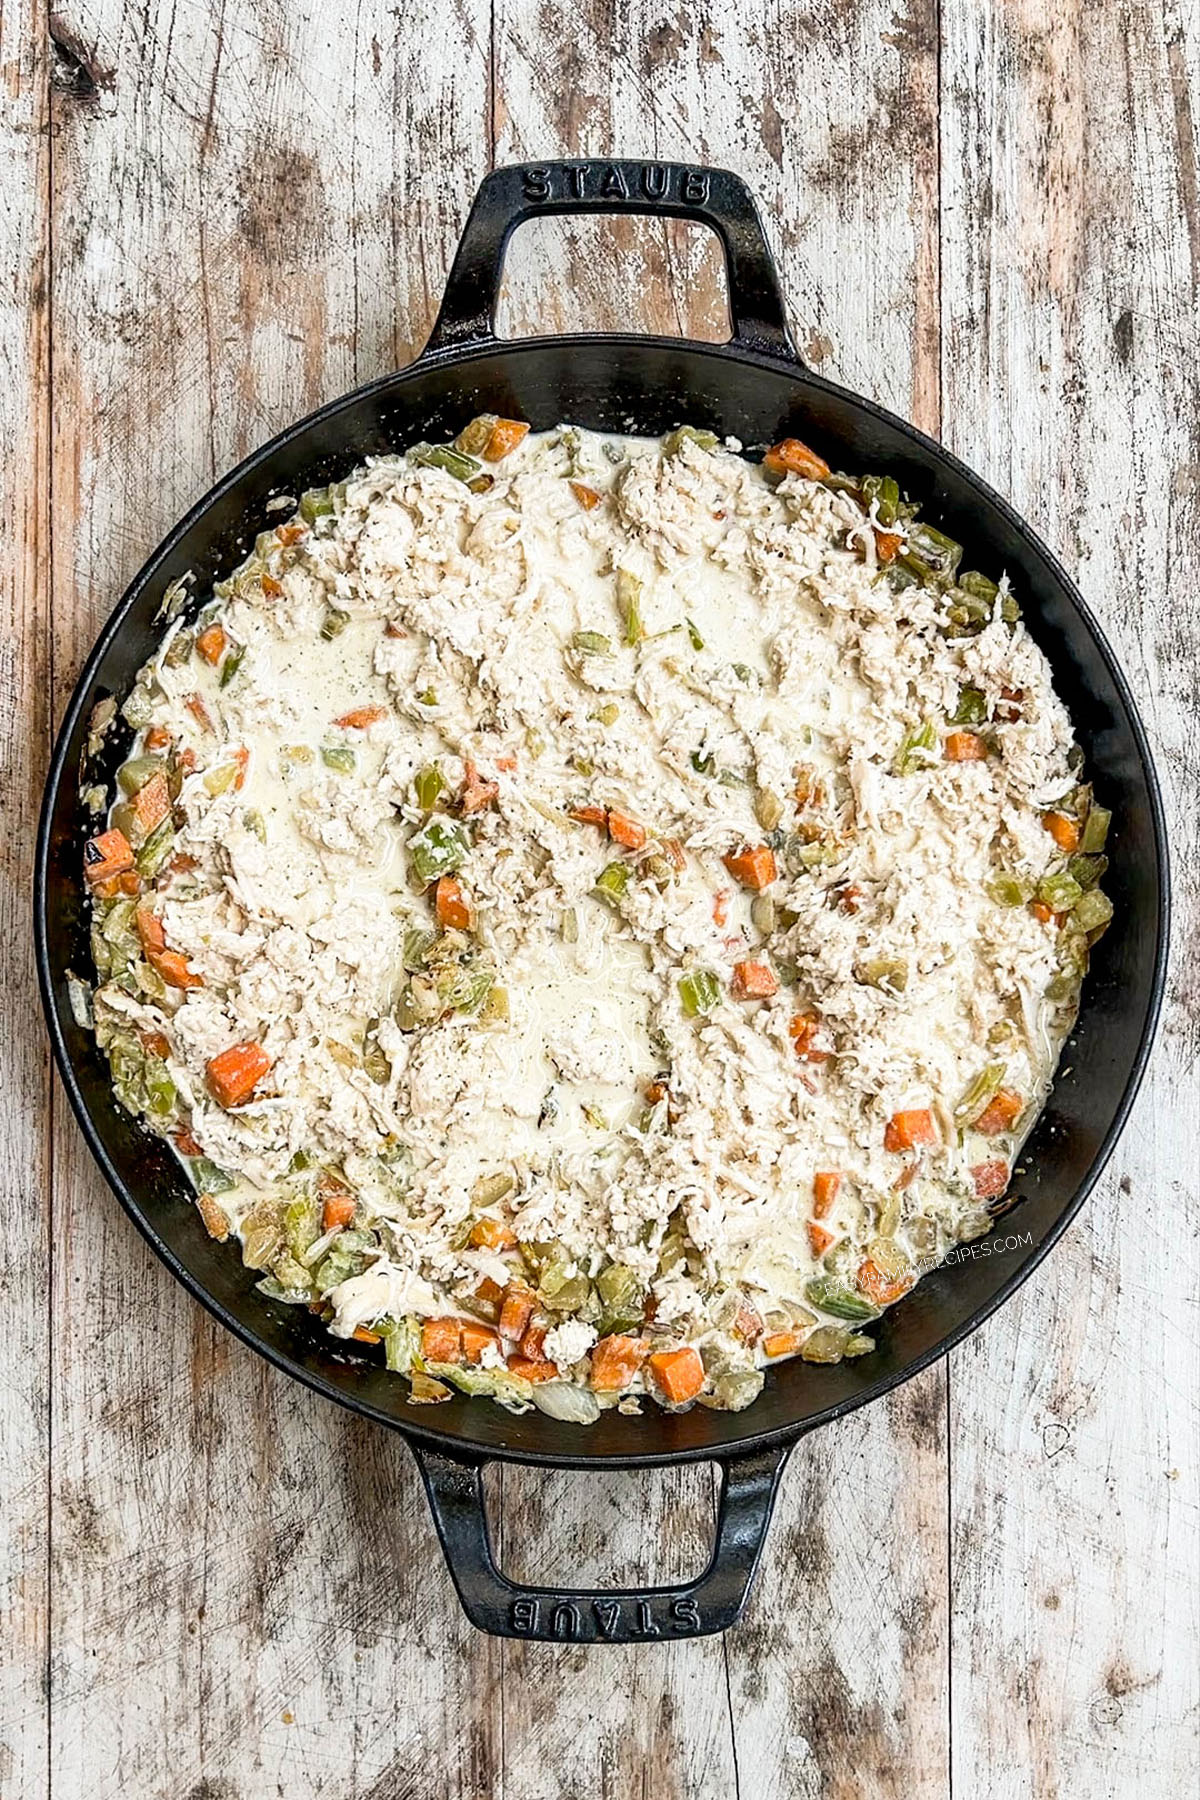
[424,159,800,363]
[412,1440,790,1643]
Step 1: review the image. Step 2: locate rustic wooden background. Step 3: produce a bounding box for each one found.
[3,1,1197,1795]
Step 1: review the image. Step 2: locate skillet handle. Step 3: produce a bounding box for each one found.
[424,159,801,363]
[411,1439,790,1643]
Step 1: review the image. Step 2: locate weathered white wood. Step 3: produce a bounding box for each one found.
[47,4,498,1796]
[14,0,1197,1794]
[0,6,50,1799]
[941,3,1200,1795]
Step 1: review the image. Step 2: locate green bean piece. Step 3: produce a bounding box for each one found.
[219,644,246,689]
[954,1061,1006,1125]
[893,719,939,776]
[750,894,777,935]
[135,817,175,878]
[593,861,631,906]
[804,1277,881,1322]
[957,570,999,603]
[1037,869,1083,911]
[663,426,719,457]
[321,743,357,773]
[860,473,901,526]
[952,686,988,726]
[403,927,437,970]
[1073,888,1113,935]
[679,968,721,1018]
[414,763,445,812]
[321,607,350,641]
[408,818,469,884]
[1080,805,1111,853]
[616,569,645,645]
[686,617,705,650]
[408,441,483,483]
[572,630,612,655]
[901,522,963,587]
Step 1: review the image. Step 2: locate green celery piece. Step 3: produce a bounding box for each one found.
[414,763,445,811]
[952,686,988,726]
[572,630,612,655]
[679,968,721,1018]
[1080,805,1111,853]
[593,861,630,906]
[321,743,357,773]
[663,426,719,457]
[409,442,482,482]
[321,607,350,641]
[408,817,469,884]
[1073,888,1113,934]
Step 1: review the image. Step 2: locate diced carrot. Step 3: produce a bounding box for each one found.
[149,949,204,990]
[275,522,306,545]
[732,960,778,1000]
[1043,810,1081,852]
[975,1089,1023,1137]
[495,754,518,772]
[144,725,171,751]
[883,1108,939,1152]
[590,1334,649,1392]
[168,852,199,873]
[206,1041,271,1108]
[461,1320,501,1363]
[173,1127,204,1157]
[763,437,830,481]
[185,694,214,733]
[1029,900,1054,924]
[644,1079,670,1105]
[857,1259,916,1307]
[474,1276,505,1314]
[733,1305,763,1344]
[334,705,387,730]
[498,1283,536,1341]
[261,573,284,599]
[469,1216,516,1251]
[196,1192,230,1241]
[997,685,1024,721]
[891,1160,919,1193]
[807,1222,836,1258]
[196,624,227,665]
[434,874,474,931]
[135,906,166,953]
[607,808,646,850]
[506,1355,559,1383]
[646,1345,705,1405]
[384,621,407,638]
[520,1318,549,1360]
[723,844,778,891]
[116,870,143,895]
[421,1317,463,1364]
[812,1171,841,1218]
[793,767,823,809]
[874,528,904,564]
[131,770,171,837]
[836,884,862,913]
[321,1188,357,1231]
[84,828,134,886]
[762,1330,805,1358]
[352,1325,382,1345]
[569,804,608,828]
[712,888,729,927]
[460,759,499,814]
[569,481,601,510]
[139,1029,171,1060]
[971,1159,1010,1199]
[483,417,530,461]
[661,837,686,872]
[789,1012,828,1064]
[945,731,987,762]
[230,746,249,791]
[178,750,197,774]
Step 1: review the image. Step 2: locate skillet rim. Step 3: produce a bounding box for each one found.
[34,330,1172,1471]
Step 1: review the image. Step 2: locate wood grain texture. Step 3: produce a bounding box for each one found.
[941,5,1200,1795]
[4,0,1195,1794]
[0,5,51,1798]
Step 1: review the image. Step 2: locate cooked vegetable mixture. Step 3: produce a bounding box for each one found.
[79,418,1113,1424]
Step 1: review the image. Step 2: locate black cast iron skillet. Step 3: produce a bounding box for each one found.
[36,161,1169,1644]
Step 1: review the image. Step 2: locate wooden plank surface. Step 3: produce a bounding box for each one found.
[1,0,1193,1795]
[0,4,51,1798]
